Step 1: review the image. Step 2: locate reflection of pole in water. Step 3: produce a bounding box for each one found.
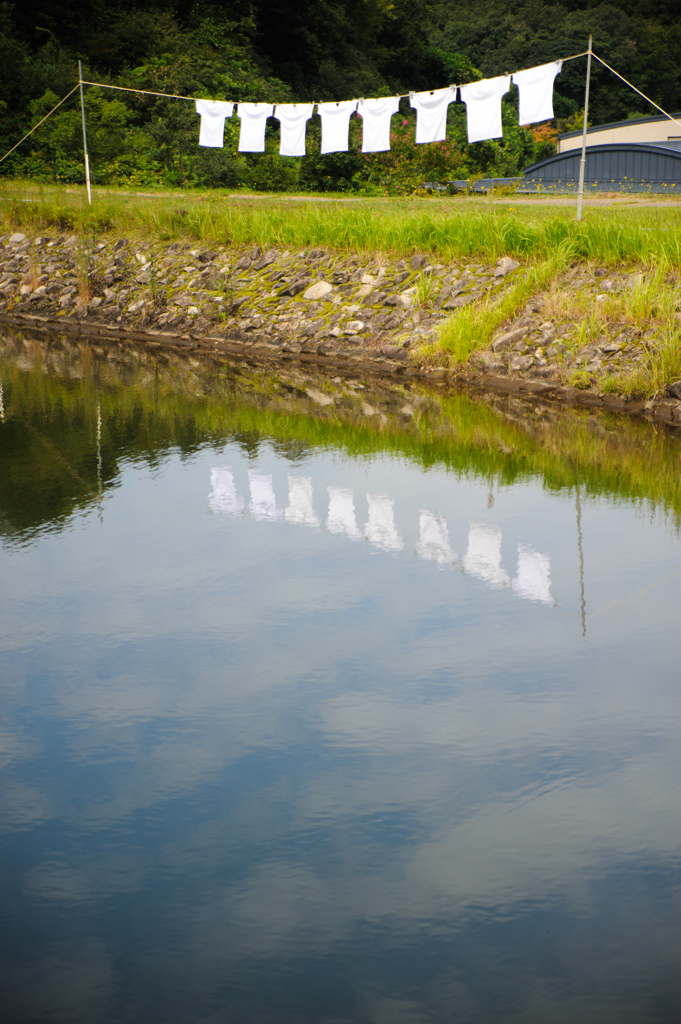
[575,485,586,637]
[96,403,103,522]
[96,404,102,492]
[0,381,4,421]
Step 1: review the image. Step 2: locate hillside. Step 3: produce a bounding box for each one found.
[0,0,678,190]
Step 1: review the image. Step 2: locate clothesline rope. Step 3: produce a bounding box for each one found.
[590,53,681,134]
[0,84,80,165]
[82,50,591,105]
[80,80,197,101]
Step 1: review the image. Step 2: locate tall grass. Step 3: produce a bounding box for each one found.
[599,272,681,396]
[528,267,681,397]
[430,254,681,396]
[429,248,575,364]
[2,182,681,266]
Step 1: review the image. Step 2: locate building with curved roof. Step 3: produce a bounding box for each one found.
[557,112,681,154]
[441,114,681,194]
[521,140,681,193]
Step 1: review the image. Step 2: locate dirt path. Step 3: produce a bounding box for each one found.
[56,187,681,209]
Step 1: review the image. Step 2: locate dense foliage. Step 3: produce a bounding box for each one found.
[0,0,678,192]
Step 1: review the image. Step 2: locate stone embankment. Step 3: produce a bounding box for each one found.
[0,230,679,425]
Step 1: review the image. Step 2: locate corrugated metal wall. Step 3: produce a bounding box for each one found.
[527,146,681,181]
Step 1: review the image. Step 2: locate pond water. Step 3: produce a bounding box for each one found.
[1,335,680,1024]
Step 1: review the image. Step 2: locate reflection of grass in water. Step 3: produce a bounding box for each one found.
[3,182,681,265]
[2,340,680,542]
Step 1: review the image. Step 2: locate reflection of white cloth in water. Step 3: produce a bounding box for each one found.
[512,544,555,604]
[248,471,282,521]
[415,511,456,565]
[364,494,404,552]
[285,476,319,527]
[208,467,244,515]
[326,487,361,540]
[463,522,509,587]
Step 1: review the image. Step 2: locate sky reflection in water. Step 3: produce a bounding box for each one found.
[0,350,680,1024]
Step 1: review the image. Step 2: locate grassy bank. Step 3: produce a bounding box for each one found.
[2,183,681,402]
[2,182,681,267]
[419,255,681,399]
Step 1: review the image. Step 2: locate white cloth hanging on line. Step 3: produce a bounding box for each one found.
[274,103,315,157]
[318,100,358,154]
[512,61,562,125]
[195,100,234,148]
[188,58,564,155]
[237,103,274,152]
[410,87,458,144]
[357,96,401,153]
[459,76,511,143]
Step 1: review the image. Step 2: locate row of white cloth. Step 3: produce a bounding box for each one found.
[209,468,555,604]
[195,61,562,155]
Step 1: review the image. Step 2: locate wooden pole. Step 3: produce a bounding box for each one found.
[576,36,592,221]
[78,61,92,205]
